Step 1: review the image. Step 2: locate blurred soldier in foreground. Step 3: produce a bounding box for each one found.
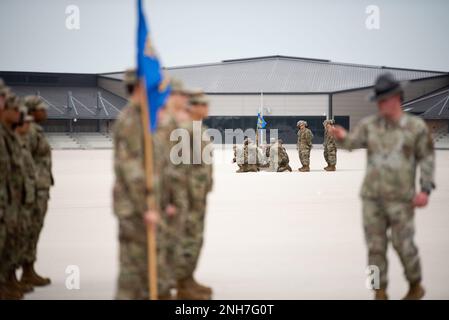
[113,70,171,299]
[297,120,313,172]
[176,93,213,300]
[331,73,435,300]
[0,81,16,299]
[0,94,28,299]
[21,96,53,287]
[323,119,337,171]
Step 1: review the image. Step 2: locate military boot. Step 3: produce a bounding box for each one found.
[323,165,330,170]
[0,283,23,300]
[5,272,24,299]
[10,270,34,293]
[177,278,211,300]
[324,165,336,171]
[21,263,51,287]
[187,276,213,296]
[402,283,425,300]
[374,288,388,300]
[298,165,310,172]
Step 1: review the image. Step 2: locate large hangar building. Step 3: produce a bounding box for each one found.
[1,55,448,146]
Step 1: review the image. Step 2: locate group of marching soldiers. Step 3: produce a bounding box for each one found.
[112,70,213,300]
[0,79,53,300]
[233,119,338,172]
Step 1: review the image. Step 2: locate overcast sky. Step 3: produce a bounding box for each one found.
[0,0,448,73]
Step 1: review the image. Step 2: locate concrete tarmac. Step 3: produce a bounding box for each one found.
[26,148,449,299]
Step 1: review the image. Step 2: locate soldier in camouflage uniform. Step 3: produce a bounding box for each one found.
[232,144,243,172]
[0,94,29,299]
[331,73,435,300]
[15,114,37,282]
[270,139,292,172]
[113,69,175,300]
[175,93,214,300]
[297,120,313,172]
[0,81,18,299]
[237,138,258,173]
[20,96,53,287]
[323,119,337,171]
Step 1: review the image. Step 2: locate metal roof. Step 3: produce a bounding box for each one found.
[100,55,446,94]
[403,86,449,120]
[11,86,127,119]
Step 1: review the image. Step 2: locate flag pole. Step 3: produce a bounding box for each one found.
[139,80,159,300]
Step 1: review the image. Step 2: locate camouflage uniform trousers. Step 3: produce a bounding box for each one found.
[23,189,49,263]
[1,203,21,274]
[323,146,337,166]
[18,204,33,265]
[115,215,171,300]
[177,171,208,279]
[362,199,421,289]
[298,146,311,166]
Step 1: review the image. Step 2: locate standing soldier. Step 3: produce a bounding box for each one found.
[112,70,172,300]
[0,94,27,299]
[15,114,37,292]
[296,120,313,172]
[331,73,435,300]
[323,119,337,171]
[176,93,213,300]
[21,96,53,287]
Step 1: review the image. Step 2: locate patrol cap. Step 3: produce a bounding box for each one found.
[170,78,194,95]
[297,120,307,127]
[124,68,138,87]
[24,95,48,113]
[190,93,209,106]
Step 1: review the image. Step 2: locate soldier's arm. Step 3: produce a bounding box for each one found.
[415,124,436,194]
[336,121,368,150]
[308,130,313,147]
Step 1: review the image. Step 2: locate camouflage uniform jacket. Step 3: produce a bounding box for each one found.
[324,129,336,150]
[29,123,53,190]
[338,113,435,201]
[113,101,154,219]
[18,134,37,205]
[297,128,313,149]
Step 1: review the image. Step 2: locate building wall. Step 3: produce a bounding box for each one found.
[332,76,449,129]
[208,94,328,116]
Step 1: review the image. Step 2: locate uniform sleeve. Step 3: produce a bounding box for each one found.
[307,130,313,146]
[415,124,436,193]
[113,121,148,216]
[337,121,368,150]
